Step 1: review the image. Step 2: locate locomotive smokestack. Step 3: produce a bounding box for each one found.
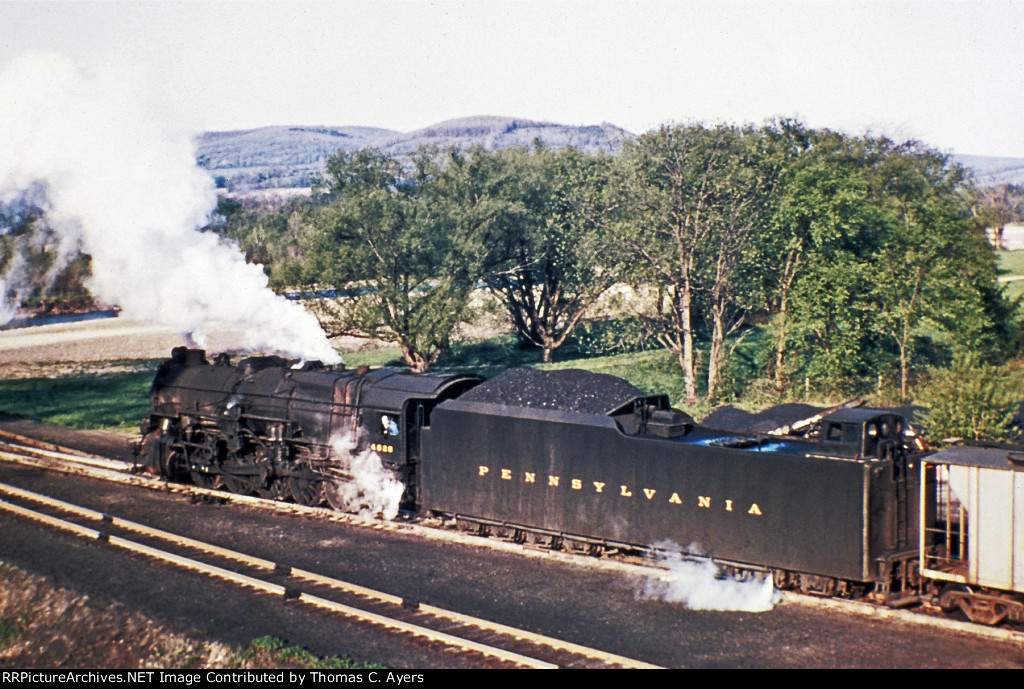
[0,52,340,364]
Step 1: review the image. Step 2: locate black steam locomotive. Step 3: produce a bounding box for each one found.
[137,347,1024,624]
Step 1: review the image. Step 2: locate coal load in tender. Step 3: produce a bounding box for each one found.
[701,403,826,433]
[459,368,647,414]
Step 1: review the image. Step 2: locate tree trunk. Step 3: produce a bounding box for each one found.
[402,346,432,374]
[898,321,909,402]
[774,294,789,395]
[707,301,725,400]
[681,282,697,405]
[773,249,800,395]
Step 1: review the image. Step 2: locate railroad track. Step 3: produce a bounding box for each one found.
[2,429,1024,650]
[0,430,664,565]
[0,429,349,519]
[0,479,661,669]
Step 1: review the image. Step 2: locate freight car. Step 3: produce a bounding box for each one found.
[137,348,1024,624]
[918,446,1024,624]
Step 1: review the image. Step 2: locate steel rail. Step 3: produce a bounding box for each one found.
[0,481,660,669]
[0,489,555,669]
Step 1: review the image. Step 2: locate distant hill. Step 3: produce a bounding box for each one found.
[196,125,398,190]
[194,116,1024,192]
[195,116,632,191]
[375,116,631,157]
[951,154,1024,187]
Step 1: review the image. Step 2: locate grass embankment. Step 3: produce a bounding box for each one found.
[0,561,381,669]
[0,359,158,430]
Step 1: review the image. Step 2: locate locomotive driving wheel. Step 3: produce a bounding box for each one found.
[255,444,291,500]
[191,471,223,490]
[287,446,325,506]
[324,479,360,513]
[222,471,257,496]
[289,476,324,506]
[161,448,190,483]
[258,478,290,501]
[188,435,223,490]
[221,449,270,496]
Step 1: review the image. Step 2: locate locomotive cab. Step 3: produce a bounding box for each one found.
[815,409,905,460]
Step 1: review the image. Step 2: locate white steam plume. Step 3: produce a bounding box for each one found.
[0,52,339,363]
[323,433,405,520]
[637,541,778,612]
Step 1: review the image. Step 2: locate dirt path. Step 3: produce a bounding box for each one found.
[0,314,393,379]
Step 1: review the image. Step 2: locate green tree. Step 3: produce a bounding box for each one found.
[756,124,874,393]
[762,132,1015,397]
[472,145,619,362]
[299,148,479,372]
[617,123,773,403]
[974,183,1024,249]
[786,257,878,391]
[867,141,995,399]
[0,196,93,310]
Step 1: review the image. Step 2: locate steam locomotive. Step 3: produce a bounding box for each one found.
[137,347,1024,626]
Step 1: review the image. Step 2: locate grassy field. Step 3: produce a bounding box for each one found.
[997,248,1024,277]
[0,360,158,429]
[997,249,1024,302]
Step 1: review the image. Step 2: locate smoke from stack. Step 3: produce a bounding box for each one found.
[0,52,340,364]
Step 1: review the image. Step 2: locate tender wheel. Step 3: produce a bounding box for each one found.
[772,569,790,590]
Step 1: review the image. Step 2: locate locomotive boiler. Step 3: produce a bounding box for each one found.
[138,346,480,509]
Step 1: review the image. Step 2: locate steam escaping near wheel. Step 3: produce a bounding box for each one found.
[0,52,340,364]
[637,541,778,612]
[323,433,405,521]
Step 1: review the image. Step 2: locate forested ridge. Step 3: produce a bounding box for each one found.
[196,115,1024,192]
[197,116,632,191]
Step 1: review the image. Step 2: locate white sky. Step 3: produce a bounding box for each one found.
[1,0,1023,157]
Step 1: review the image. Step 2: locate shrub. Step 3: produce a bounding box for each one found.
[916,354,1022,443]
